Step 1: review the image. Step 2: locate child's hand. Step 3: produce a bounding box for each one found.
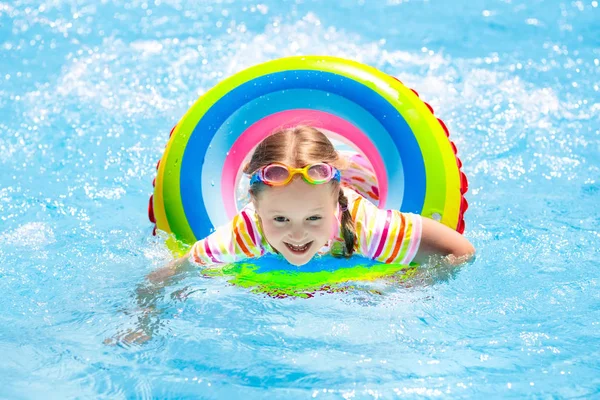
[104,326,152,346]
[104,256,194,347]
[104,306,156,347]
[413,217,476,265]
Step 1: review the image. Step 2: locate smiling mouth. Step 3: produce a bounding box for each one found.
[284,241,313,254]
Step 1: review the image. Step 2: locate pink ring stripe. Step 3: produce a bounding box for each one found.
[221,109,389,218]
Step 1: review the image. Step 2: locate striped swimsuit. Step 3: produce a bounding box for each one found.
[189,153,422,266]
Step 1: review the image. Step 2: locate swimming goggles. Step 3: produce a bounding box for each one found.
[249,163,341,186]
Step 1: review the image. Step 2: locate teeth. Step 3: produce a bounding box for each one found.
[286,242,310,252]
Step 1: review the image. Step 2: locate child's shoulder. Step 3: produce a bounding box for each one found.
[341,185,362,202]
[341,186,369,211]
[342,186,421,221]
[240,201,257,214]
[222,202,260,239]
[236,202,260,228]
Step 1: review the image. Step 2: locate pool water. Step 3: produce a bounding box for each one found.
[1,0,599,398]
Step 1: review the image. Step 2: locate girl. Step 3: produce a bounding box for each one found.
[110,126,475,345]
[147,126,475,285]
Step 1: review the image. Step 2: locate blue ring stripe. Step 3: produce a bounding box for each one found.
[201,89,404,228]
[180,70,425,240]
[249,253,383,273]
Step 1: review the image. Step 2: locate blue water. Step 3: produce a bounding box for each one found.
[1,0,599,398]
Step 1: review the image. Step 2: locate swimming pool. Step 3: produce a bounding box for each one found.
[1,0,598,398]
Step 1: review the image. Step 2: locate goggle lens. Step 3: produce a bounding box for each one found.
[306,164,332,182]
[263,165,291,182]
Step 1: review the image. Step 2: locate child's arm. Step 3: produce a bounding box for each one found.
[149,206,266,285]
[412,217,475,265]
[145,255,196,286]
[105,256,196,346]
[351,194,474,266]
[106,208,265,346]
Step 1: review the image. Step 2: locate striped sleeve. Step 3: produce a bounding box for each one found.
[351,194,423,265]
[188,207,265,266]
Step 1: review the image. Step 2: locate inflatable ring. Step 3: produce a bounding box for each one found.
[149,56,469,249]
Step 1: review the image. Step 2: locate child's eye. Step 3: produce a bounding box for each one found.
[307,215,322,221]
[273,216,288,222]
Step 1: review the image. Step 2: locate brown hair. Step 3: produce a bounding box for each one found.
[243,126,357,257]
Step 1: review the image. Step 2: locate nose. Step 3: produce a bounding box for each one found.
[288,225,307,242]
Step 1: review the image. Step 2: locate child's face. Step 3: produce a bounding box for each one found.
[253,178,338,266]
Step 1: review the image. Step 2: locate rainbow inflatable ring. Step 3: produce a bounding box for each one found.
[149,56,469,261]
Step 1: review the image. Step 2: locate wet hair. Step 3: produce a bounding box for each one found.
[243,126,357,257]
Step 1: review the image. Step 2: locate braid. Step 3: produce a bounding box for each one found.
[338,189,357,257]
